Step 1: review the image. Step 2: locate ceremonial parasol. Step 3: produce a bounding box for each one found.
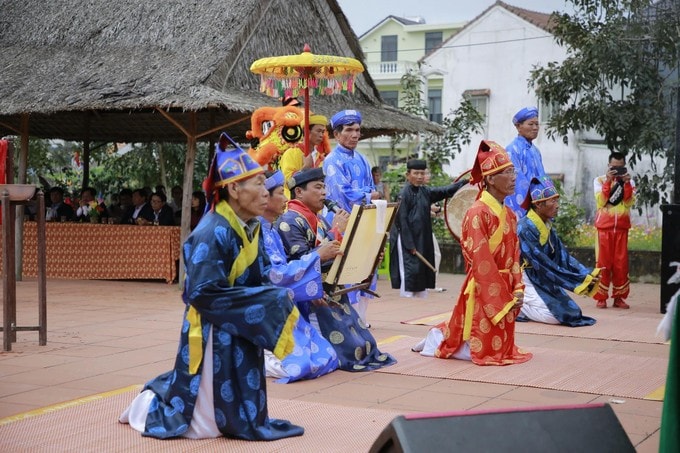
[250,44,364,156]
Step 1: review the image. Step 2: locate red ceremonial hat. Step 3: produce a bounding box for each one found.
[469,140,513,185]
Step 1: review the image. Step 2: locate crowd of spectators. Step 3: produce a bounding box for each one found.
[39,184,204,229]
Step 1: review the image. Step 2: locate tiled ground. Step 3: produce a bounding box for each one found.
[0,274,669,451]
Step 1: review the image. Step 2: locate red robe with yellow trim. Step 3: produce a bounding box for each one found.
[436,191,532,365]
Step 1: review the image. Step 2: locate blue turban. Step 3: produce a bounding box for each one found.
[512,107,539,125]
[330,109,362,129]
[265,170,285,191]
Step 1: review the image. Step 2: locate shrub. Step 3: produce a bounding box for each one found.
[573,224,661,251]
[552,182,585,248]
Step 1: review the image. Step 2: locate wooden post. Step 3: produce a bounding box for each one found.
[2,189,15,350]
[2,189,48,350]
[82,140,91,189]
[179,112,198,288]
[158,143,168,191]
[15,117,28,280]
[36,190,47,345]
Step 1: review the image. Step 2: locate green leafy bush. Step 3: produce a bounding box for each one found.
[552,182,585,248]
[572,224,661,251]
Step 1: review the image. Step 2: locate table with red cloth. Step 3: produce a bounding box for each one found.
[0,222,181,283]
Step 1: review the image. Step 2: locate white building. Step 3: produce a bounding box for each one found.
[422,1,658,225]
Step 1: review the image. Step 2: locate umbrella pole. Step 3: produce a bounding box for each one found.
[304,85,310,156]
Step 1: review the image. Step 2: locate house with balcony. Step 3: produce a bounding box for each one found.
[356,16,465,167]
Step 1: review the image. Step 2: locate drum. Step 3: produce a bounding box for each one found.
[444,172,479,242]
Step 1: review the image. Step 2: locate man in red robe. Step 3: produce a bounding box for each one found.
[414,140,533,366]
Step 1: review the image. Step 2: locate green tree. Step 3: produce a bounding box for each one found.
[421,101,484,177]
[530,0,680,207]
[22,138,210,200]
[387,69,484,243]
[400,69,428,117]
[23,139,84,197]
[387,69,429,162]
[421,101,484,243]
[552,180,586,248]
[95,142,211,196]
[394,68,484,176]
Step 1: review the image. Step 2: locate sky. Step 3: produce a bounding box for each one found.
[336,0,571,36]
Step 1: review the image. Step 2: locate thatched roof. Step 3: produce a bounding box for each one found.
[0,0,439,143]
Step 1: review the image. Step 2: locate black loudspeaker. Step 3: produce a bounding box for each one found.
[660,204,680,313]
[369,403,635,453]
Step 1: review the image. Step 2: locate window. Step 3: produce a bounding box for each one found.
[539,99,560,124]
[424,31,443,55]
[381,35,398,62]
[468,96,488,118]
[381,90,399,108]
[463,89,490,131]
[428,89,442,123]
[378,155,391,170]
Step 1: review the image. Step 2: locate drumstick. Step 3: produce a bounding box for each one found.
[414,250,437,273]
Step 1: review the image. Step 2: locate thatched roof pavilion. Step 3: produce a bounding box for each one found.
[0,0,438,142]
[1,0,437,280]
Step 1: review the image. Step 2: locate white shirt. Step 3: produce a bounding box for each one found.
[132,203,147,220]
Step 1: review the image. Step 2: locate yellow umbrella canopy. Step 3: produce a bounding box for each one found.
[250,44,364,156]
[250,44,364,98]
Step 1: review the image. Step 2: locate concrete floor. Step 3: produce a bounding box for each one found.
[0,273,669,451]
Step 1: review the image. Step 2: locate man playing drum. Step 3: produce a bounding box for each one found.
[388,159,466,298]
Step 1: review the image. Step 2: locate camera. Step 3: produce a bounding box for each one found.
[610,166,627,176]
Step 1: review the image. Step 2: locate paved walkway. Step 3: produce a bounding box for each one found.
[0,274,669,451]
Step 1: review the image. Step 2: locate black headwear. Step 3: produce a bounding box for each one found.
[287,167,325,190]
[407,159,427,170]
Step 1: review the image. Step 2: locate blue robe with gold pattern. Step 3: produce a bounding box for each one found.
[518,210,598,327]
[275,208,396,372]
[138,202,304,440]
[259,216,339,382]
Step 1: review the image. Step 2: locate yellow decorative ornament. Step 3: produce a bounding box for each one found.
[250,45,364,99]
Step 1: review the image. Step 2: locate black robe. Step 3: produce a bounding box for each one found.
[389,180,466,292]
